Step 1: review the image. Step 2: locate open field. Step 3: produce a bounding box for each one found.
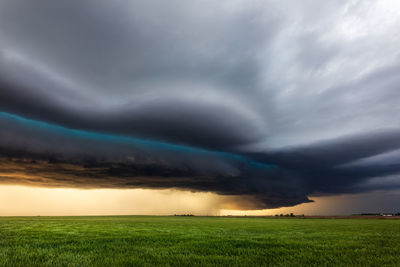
[0,216,399,266]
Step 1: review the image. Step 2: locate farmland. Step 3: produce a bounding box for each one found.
[0,216,399,266]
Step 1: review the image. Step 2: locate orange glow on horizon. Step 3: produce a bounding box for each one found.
[0,184,398,216]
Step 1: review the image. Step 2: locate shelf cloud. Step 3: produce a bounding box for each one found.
[1,0,400,209]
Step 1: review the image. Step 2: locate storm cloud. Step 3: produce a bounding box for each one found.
[1,0,400,209]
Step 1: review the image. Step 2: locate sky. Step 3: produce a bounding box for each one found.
[0,0,400,215]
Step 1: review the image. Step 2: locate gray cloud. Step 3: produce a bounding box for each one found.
[0,0,400,209]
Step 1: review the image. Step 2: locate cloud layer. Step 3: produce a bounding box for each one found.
[1,0,400,209]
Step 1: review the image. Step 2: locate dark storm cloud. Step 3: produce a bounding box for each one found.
[2,112,400,209]
[0,0,400,209]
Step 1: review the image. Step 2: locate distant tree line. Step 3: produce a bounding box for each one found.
[275,213,301,217]
[359,213,400,216]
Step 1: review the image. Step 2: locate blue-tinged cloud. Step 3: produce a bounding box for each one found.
[1,111,298,209]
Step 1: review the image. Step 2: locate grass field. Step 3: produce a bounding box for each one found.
[0,216,399,266]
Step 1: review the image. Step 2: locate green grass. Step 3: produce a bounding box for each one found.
[0,216,399,266]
